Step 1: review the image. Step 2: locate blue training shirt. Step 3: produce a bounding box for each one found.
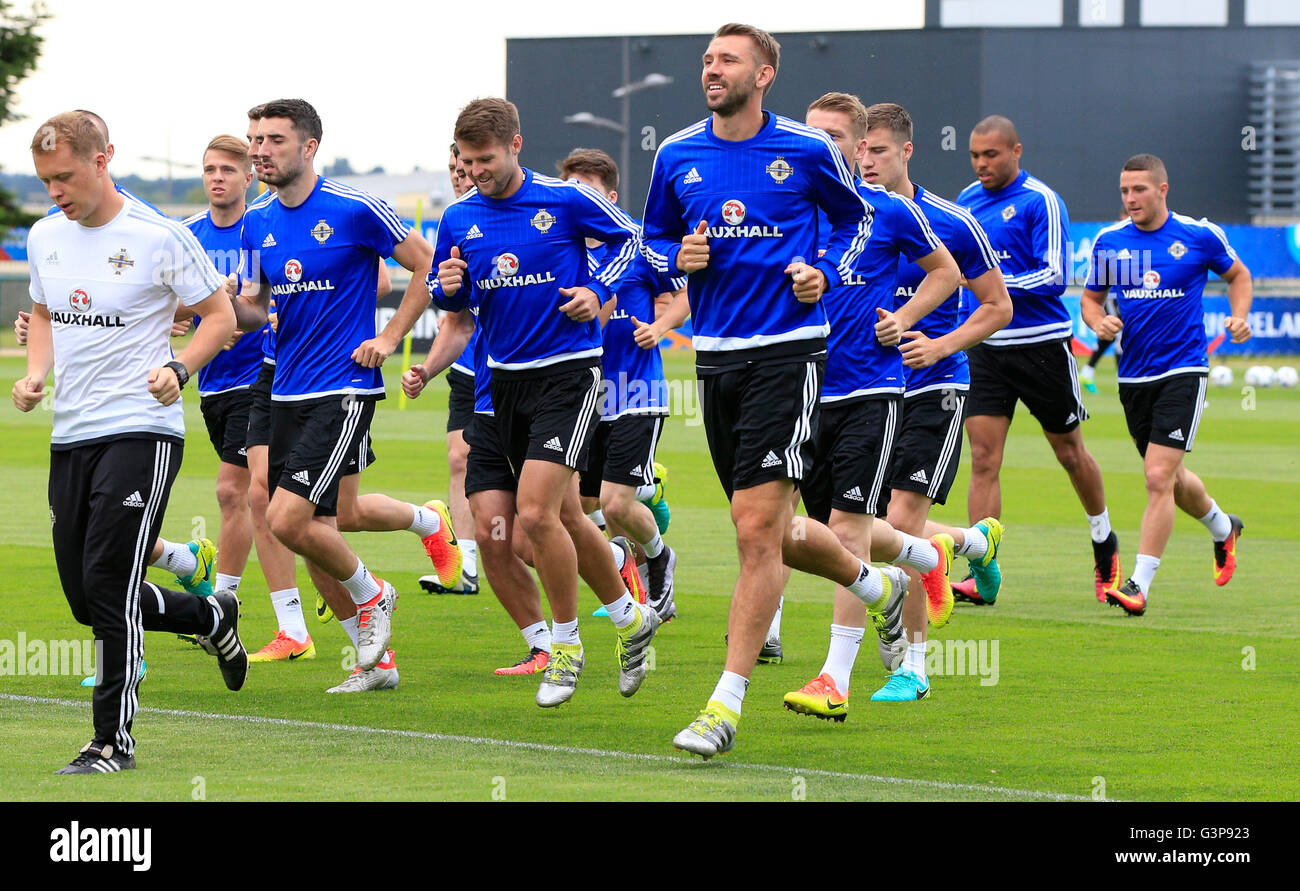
[240,177,408,401]
[590,242,683,419]
[1086,212,1236,384]
[957,169,1069,347]
[429,168,640,375]
[184,209,265,395]
[819,181,939,402]
[640,112,870,369]
[247,188,278,364]
[895,184,1001,396]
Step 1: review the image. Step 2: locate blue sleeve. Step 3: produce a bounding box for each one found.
[892,195,942,264]
[1200,220,1237,276]
[1007,190,1068,296]
[568,183,641,302]
[428,214,472,312]
[351,194,410,259]
[948,211,999,281]
[806,136,870,291]
[640,145,685,277]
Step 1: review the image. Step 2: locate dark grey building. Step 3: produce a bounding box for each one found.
[507,16,1300,222]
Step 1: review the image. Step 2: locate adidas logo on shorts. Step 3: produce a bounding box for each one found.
[1065,412,1078,424]
[544,437,564,452]
[1169,428,1185,441]
[631,463,643,477]
[465,224,484,239]
[842,487,864,502]
[683,167,702,184]
[122,490,145,508]
[761,451,782,469]
[262,233,277,248]
[910,469,929,484]
[292,469,311,485]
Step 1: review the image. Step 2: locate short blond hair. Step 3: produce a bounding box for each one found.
[808,92,868,140]
[205,134,251,171]
[30,111,107,159]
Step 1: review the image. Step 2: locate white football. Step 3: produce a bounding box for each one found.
[1245,366,1275,388]
[1276,366,1298,388]
[1209,366,1233,387]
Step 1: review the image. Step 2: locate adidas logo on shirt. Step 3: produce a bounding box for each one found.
[1169,428,1185,441]
[683,167,702,184]
[465,224,484,240]
[292,469,311,486]
[122,490,145,508]
[262,233,277,248]
[761,451,782,469]
[544,437,564,452]
[842,487,864,502]
[910,469,930,484]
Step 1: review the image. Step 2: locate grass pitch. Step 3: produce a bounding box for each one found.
[1,350,1296,801]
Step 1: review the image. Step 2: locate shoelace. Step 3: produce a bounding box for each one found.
[546,649,577,680]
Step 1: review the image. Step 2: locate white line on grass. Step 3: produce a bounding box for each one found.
[1,693,1092,801]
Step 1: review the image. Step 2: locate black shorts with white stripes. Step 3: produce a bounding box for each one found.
[201,388,252,467]
[268,395,377,516]
[1119,373,1207,457]
[489,359,602,477]
[700,356,823,501]
[882,389,967,509]
[579,414,666,499]
[966,338,1087,434]
[801,395,901,521]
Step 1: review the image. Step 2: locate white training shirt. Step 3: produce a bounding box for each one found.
[28,199,226,447]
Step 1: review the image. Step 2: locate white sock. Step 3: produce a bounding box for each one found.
[461,539,478,577]
[153,539,197,577]
[903,640,927,680]
[634,484,656,501]
[270,587,307,641]
[588,509,606,529]
[340,559,382,606]
[767,596,784,639]
[1088,509,1112,543]
[846,562,885,606]
[891,535,939,573]
[340,615,360,647]
[521,620,551,653]
[606,592,638,628]
[821,624,863,694]
[1132,554,1160,595]
[215,573,241,593]
[552,618,581,647]
[710,670,748,715]
[407,503,442,538]
[642,532,665,559]
[955,528,987,561]
[1198,501,1232,541]
[608,539,626,571]
[1080,364,1095,380]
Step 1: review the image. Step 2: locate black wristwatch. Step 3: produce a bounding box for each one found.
[164,360,190,389]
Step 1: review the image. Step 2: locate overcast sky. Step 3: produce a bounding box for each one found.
[0,0,923,180]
